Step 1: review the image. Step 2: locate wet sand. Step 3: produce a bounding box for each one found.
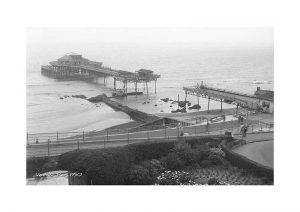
[155,108,247,120]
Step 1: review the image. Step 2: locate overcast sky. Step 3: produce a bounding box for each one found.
[27,27,273,47]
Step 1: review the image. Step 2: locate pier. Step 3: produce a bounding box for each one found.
[41,53,160,96]
[183,82,274,113]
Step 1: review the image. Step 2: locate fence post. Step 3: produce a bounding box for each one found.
[83,131,85,143]
[147,131,150,142]
[127,130,129,144]
[165,126,167,138]
[48,139,50,157]
[106,130,109,142]
[104,138,106,148]
[252,125,254,133]
[77,138,79,151]
[194,126,196,135]
[57,132,59,144]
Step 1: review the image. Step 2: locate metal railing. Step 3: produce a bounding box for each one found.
[26,121,273,158]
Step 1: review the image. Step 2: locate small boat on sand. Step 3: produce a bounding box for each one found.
[112,89,126,97]
[210,115,226,123]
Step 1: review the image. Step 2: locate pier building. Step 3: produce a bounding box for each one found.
[41,53,160,96]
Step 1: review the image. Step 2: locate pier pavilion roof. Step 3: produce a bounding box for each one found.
[58,53,83,61]
[137,69,154,74]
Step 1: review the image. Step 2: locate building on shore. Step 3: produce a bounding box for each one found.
[254,87,274,113]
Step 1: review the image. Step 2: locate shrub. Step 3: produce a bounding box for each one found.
[126,164,154,185]
[194,144,210,152]
[187,137,220,148]
[140,159,165,179]
[161,152,185,170]
[209,147,226,158]
[156,170,196,185]
[208,153,226,166]
[40,160,58,173]
[173,142,207,165]
[128,142,174,162]
[58,141,175,185]
[208,178,220,185]
[207,141,220,148]
[199,160,213,168]
[206,147,227,166]
[27,157,57,178]
[58,147,132,185]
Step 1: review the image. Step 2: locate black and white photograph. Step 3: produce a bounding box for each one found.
[26,27,274,185]
[2,0,300,211]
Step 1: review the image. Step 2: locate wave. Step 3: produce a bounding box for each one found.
[252,80,268,85]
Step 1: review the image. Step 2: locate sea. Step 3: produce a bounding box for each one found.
[27,42,273,134]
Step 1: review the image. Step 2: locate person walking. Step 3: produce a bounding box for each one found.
[243,125,248,137]
[178,122,183,136]
[240,124,245,138]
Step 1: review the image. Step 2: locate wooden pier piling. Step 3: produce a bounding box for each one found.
[135,80,138,97]
[221,99,223,112]
[207,97,210,113]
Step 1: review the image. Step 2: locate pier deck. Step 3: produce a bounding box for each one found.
[183,82,274,113]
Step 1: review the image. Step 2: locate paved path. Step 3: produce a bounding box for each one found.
[27,121,272,158]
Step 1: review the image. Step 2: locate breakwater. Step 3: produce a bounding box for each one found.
[88,94,160,123]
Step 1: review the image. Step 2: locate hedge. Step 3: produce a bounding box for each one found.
[58,147,132,185]
[26,156,58,178]
[58,136,227,185]
[127,141,174,162]
[187,137,222,148]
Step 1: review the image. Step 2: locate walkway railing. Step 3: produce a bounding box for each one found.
[26,121,273,158]
[26,121,273,145]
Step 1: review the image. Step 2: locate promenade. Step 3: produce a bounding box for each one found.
[26,120,273,158]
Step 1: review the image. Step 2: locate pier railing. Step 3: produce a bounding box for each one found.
[26,121,273,158]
